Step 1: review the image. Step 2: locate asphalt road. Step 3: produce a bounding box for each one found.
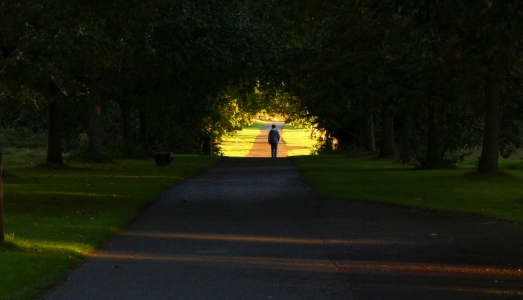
[40,132,523,299]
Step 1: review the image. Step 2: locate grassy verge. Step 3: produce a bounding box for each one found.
[281,124,315,156]
[220,120,269,157]
[1,149,222,300]
[292,153,523,223]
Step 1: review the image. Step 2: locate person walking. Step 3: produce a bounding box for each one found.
[268,124,281,158]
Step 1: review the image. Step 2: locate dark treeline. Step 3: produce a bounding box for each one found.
[1,0,523,174]
[0,0,283,161]
[277,0,523,174]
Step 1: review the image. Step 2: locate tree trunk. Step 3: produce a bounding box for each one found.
[120,100,132,157]
[139,110,149,155]
[0,147,3,242]
[477,73,500,173]
[400,117,413,163]
[0,100,4,241]
[424,98,441,168]
[88,79,104,155]
[46,99,64,164]
[379,114,394,158]
[362,114,375,152]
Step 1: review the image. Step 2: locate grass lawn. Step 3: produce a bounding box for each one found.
[220,120,315,157]
[292,153,523,223]
[0,150,222,300]
[281,124,315,156]
[220,120,269,157]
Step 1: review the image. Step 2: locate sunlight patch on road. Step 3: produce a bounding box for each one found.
[352,282,523,296]
[93,251,336,272]
[91,251,523,296]
[333,260,523,278]
[121,231,408,246]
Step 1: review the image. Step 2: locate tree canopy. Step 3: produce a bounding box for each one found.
[1,0,522,172]
[276,0,523,171]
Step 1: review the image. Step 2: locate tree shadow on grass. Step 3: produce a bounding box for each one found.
[30,161,117,172]
[33,162,83,171]
[0,241,23,252]
[504,162,523,170]
[462,170,515,180]
[1,170,22,183]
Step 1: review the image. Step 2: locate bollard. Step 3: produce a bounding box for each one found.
[155,152,173,166]
[202,136,212,155]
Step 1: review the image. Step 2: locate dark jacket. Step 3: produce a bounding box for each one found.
[268,128,280,144]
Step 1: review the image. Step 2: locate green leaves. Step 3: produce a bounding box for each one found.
[3,0,522,160]
[273,0,523,165]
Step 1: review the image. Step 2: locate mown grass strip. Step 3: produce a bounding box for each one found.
[281,124,315,156]
[220,120,269,157]
[292,154,523,223]
[1,153,222,300]
[221,120,315,157]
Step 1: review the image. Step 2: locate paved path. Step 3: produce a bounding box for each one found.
[246,122,286,158]
[244,122,308,158]
[40,132,523,299]
[42,158,348,299]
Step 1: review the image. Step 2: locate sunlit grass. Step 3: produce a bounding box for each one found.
[220,120,315,157]
[281,124,315,156]
[0,151,222,300]
[292,154,523,223]
[220,120,269,157]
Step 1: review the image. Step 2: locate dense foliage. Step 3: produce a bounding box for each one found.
[0,0,287,159]
[1,0,523,172]
[278,0,523,172]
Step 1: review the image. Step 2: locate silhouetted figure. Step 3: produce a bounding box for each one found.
[268,124,281,158]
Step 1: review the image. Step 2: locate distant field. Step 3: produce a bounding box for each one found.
[220,120,269,157]
[281,124,315,156]
[220,120,315,157]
